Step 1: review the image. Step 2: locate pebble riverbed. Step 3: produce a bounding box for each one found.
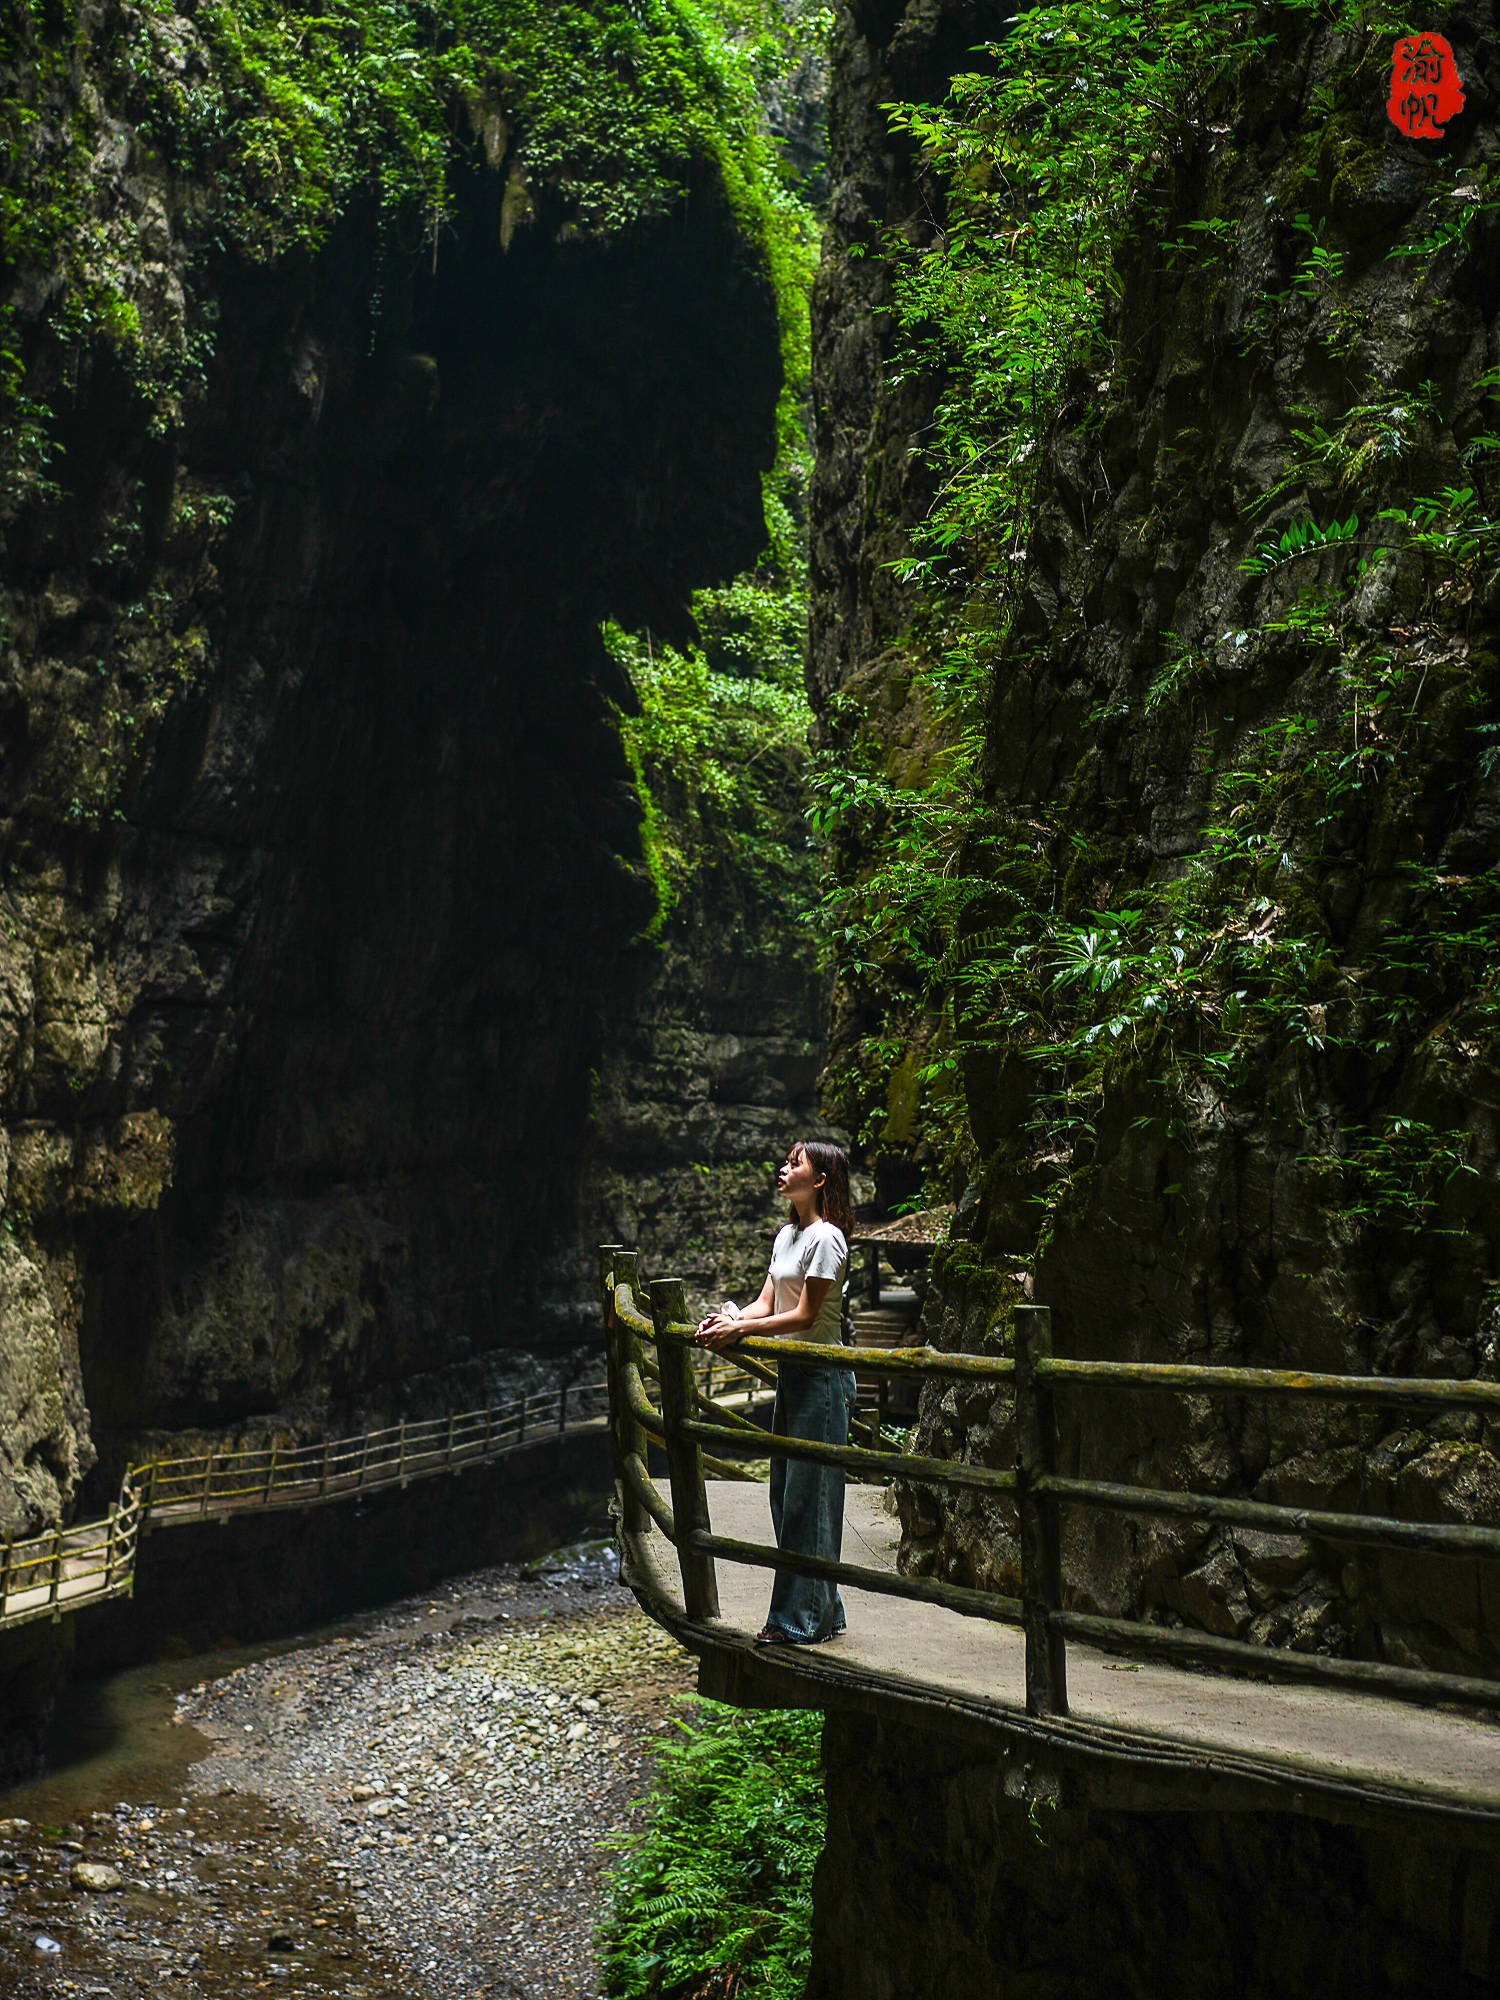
[0,1542,698,1998]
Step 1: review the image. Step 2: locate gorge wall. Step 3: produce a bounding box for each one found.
[808,1711,1500,2000]
[811,0,1500,1673]
[0,10,798,1566]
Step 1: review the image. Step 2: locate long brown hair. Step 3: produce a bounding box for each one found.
[786,1139,856,1241]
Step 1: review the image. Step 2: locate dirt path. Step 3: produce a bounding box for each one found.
[0,1543,696,1999]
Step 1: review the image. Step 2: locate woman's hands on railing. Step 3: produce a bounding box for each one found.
[695,1302,743,1351]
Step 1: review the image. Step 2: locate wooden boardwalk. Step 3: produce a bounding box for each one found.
[0,1381,607,1632]
[604,1249,1500,1835]
[629,1480,1500,1830]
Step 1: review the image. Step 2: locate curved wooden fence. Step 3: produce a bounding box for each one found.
[602,1245,1500,1719]
[0,1379,607,1632]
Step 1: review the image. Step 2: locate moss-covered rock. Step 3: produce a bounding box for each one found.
[810,0,1500,1668]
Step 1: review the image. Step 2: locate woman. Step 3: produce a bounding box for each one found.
[695,1139,857,1645]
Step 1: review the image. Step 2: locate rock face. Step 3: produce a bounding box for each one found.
[575,898,834,1325]
[808,1712,1500,2000]
[0,73,782,1523]
[812,2,1500,1668]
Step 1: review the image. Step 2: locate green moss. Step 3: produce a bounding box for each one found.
[2,0,822,453]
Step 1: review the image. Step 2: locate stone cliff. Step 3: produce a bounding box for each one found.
[0,4,795,1546]
[811,0,1500,1671]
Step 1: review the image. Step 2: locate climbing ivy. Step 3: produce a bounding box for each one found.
[601,1700,823,2000]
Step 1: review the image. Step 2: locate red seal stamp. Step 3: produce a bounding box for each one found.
[1387,33,1465,137]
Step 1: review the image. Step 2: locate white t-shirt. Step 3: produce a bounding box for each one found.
[768,1219,847,1343]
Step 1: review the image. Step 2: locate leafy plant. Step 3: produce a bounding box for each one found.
[601,1702,824,2000]
[812,0,1500,1250]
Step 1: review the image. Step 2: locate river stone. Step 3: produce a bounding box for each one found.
[70,1860,122,1892]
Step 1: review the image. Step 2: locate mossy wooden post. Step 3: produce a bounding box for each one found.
[1015,1304,1068,1717]
[651,1277,720,1621]
[610,1248,649,1538]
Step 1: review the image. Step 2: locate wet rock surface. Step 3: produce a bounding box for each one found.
[0,1543,695,1998]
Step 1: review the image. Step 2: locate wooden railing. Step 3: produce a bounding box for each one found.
[0,1379,607,1631]
[602,1245,1500,1719]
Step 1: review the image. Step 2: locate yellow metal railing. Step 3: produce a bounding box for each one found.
[0,1379,607,1631]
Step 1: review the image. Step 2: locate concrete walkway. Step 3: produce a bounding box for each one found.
[641,1481,1500,1815]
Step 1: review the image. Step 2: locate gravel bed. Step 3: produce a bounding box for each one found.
[184,1542,695,1998]
[0,1543,696,1999]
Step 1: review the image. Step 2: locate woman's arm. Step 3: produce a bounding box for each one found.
[696,1275,833,1350]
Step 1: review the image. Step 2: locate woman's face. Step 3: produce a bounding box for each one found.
[778,1146,824,1208]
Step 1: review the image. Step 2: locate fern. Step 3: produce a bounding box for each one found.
[600,1702,824,1999]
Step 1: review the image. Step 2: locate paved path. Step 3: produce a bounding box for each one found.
[640,1481,1500,1815]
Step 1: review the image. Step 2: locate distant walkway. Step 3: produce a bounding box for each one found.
[0,1382,607,1632]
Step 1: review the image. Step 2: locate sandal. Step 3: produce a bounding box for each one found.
[755,1625,795,1646]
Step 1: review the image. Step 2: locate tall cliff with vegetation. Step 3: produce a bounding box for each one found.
[810,0,1500,1673]
[0,0,827,1588]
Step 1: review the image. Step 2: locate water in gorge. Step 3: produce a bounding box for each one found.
[0,1543,695,2000]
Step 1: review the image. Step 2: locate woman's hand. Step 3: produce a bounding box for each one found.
[695,1305,741,1350]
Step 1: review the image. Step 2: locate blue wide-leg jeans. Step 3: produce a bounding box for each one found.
[766,1358,857,1642]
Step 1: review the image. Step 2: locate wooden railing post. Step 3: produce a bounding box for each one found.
[49,1531,64,1617]
[609,1249,649,1538]
[104,1507,116,1590]
[1014,1304,1068,1717]
[651,1277,719,1622]
[558,1382,568,1434]
[199,1456,213,1519]
[445,1412,456,1468]
[1,1531,13,1615]
[264,1444,278,1506]
[320,1439,332,1497]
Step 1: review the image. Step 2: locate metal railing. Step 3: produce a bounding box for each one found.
[135,1384,604,1519]
[0,1485,144,1631]
[0,1378,607,1631]
[602,1244,1500,1718]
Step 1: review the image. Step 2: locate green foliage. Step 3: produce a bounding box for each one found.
[815,1,1500,1240]
[1301,1116,1480,1234]
[816,1,1270,1157]
[601,8,825,937]
[601,1702,823,2000]
[606,576,816,930]
[1,0,820,454]
[881,0,1265,610]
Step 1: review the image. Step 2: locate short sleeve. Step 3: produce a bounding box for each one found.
[804,1224,846,1283]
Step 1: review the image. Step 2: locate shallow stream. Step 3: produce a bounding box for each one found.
[0,1544,694,1999]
